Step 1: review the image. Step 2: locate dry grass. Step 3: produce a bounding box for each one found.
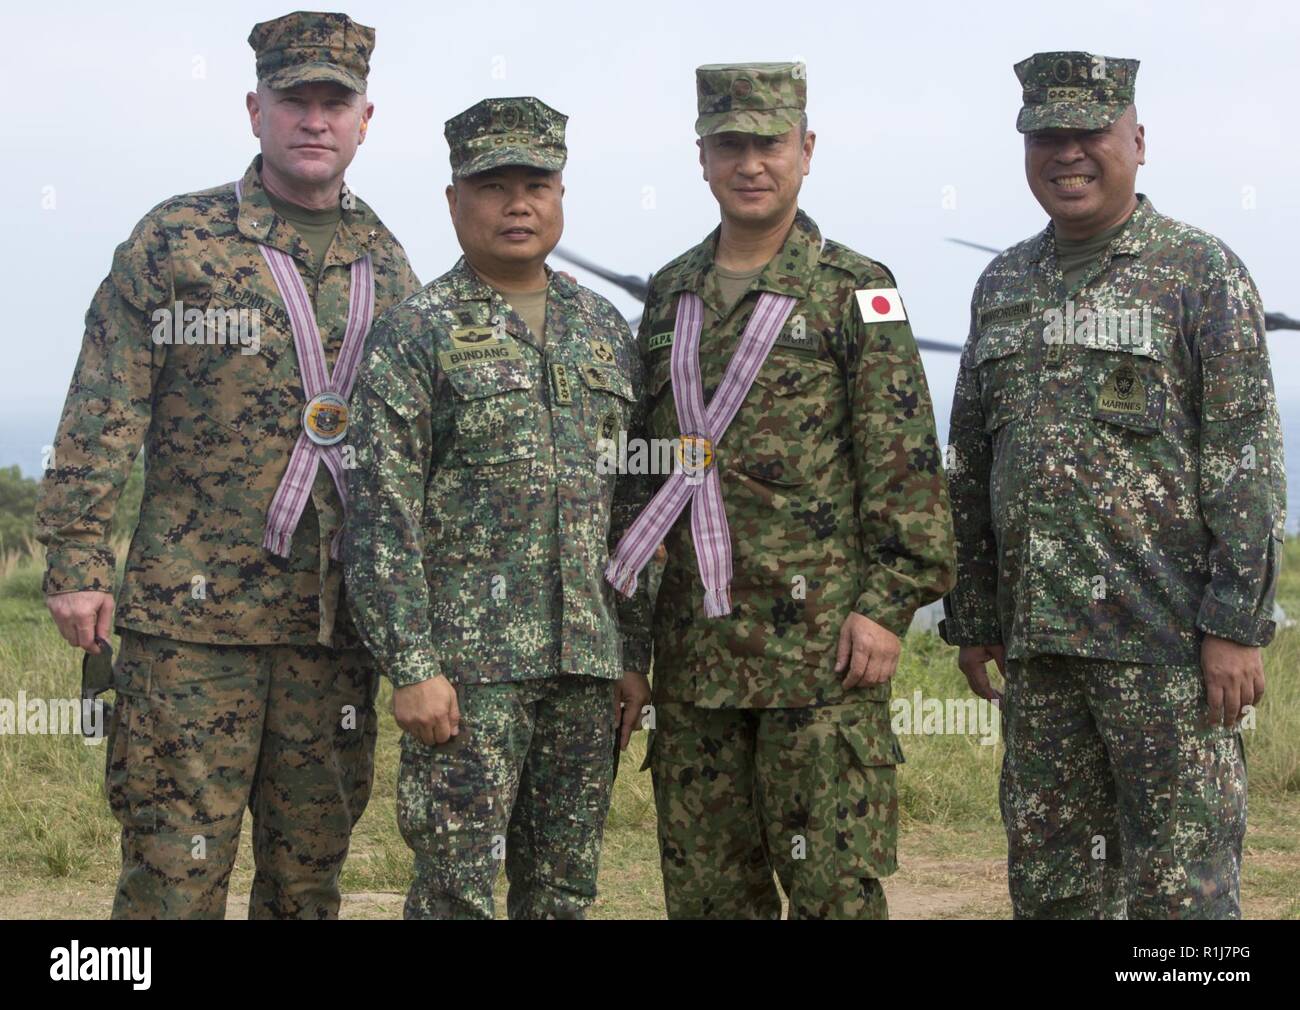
[1,541,1296,918]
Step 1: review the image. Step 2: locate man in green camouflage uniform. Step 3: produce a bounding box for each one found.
[343,97,652,920]
[942,52,1286,919]
[35,12,420,919]
[615,63,955,919]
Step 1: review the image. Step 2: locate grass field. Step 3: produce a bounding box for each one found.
[1,541,1297,919]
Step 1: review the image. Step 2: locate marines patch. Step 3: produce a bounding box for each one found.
[1097,364,1145,414]
[600,409,620,441]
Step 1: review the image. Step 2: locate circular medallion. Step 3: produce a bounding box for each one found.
[303,391,349,446]
[676,433,715,474]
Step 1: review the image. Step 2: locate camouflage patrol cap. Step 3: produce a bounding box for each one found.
[249,11,375,95]
[444,97,568,179]
[1014,51,1139,133]
[695,62,807,138]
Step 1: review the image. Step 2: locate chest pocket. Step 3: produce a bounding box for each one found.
[973,324,1035,432]
[445,364,538,466]
[732,353,839,487]
[577,363,636,446]
[1089,339,1166,433]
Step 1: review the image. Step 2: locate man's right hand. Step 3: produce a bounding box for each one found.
[957,644,1006,702]
[393,675,460,745]
[46,591,115,653]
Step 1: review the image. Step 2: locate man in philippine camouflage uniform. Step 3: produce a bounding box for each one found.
[343,96,653,919]
[942,51,1286,919]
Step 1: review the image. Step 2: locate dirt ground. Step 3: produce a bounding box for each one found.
[7,850,1295,920]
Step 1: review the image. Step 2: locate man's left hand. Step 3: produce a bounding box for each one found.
[1201,634,1265,727]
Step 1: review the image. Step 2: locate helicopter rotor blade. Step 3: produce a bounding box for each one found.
[553,247,650,301]
[915,337,963,355]
[946,237,1003,255]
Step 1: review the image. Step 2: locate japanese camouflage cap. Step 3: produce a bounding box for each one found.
[695,62,806,138]
[444,97,568,179]
[1014,51,1139,133]
[249,11,375,95]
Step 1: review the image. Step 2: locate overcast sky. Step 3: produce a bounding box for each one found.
[5,0,1299,522]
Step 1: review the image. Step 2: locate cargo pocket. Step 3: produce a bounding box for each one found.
[825,706,903,879]
[104,640,158,833]
[395,720,496,857]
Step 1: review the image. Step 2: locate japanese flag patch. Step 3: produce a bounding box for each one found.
[855,287,908,324]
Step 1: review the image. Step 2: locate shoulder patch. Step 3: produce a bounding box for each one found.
[856,288,908,324]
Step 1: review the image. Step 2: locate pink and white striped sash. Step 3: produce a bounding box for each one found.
[605,290,797,617]
[234,179,375,560]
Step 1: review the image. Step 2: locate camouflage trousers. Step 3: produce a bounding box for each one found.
[1001,656,1247,920]
[106,631,378,919]
[397,675,616,919]
[647,699,902,919]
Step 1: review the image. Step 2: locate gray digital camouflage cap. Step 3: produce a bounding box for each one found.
[695,62,807,138]
[1014,51,1139,133]
[444,97,568,179]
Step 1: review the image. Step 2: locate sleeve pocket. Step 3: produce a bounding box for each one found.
[361,355,426,423]
[1202,347,1265,421]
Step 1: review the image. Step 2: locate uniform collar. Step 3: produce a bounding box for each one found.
[446,256,577,303]
[666,208,822,308]
[235,155,384,267]
[1028,192,1157,264]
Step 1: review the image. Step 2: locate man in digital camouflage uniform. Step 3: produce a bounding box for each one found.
[606,63,955,919]
[35,11,420,919]
[343,97,653,920]
[942,51,1286,919]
